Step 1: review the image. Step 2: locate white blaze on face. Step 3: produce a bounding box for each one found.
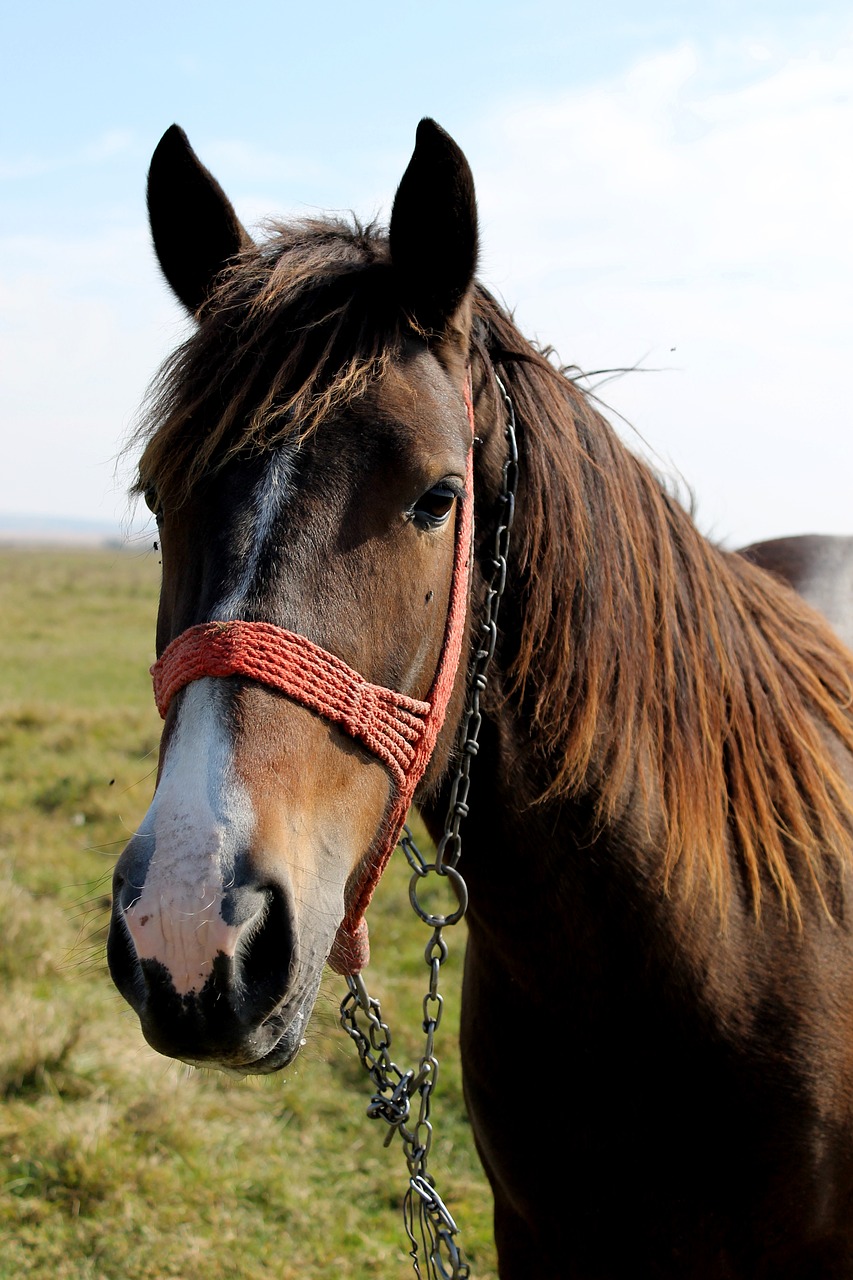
[123,450,300,994]
[216,446,297,620]
[123,679,256,996]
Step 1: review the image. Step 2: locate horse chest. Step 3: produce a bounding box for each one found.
[457,803,853,1277]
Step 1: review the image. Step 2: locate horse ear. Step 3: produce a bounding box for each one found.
[389,118,478,334]
[147,124,252,315]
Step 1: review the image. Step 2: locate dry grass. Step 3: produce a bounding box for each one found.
[0,547,496,1280]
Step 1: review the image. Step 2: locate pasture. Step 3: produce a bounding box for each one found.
[0,546,496,1278]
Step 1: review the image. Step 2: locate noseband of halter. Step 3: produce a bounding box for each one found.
[149,379,476,977]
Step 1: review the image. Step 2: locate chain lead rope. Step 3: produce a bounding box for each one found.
[340,375,518,1280]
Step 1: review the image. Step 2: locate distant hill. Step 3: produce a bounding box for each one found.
[0,513,128,547]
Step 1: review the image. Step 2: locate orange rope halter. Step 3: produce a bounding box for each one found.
[150,379,476,975]
[153,621,432,789]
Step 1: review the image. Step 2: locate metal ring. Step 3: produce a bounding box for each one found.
[408,864,468,928]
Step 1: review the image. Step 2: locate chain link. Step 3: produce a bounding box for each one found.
[340,374,518,1280]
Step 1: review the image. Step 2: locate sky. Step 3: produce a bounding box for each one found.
[1,0,851,547]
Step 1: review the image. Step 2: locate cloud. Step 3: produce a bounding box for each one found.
[0,223,187,524]
[0,129,134,181]
[469,39,853,544]
[2,35,850,548]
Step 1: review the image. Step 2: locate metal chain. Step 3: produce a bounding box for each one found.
[340,374,518,1280]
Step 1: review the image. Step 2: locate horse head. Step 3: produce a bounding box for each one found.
[107,121,483,1073]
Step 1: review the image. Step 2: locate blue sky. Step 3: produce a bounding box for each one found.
[2,0,851,544]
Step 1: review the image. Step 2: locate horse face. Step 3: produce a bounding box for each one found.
[109,354,474,1073]
[108,119,478,1072]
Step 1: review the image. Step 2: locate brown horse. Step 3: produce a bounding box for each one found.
[108,120,853,1278]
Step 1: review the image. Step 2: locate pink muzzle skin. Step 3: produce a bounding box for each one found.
[149,381,475,976]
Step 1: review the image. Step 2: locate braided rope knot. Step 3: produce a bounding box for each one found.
[152,620,432,790]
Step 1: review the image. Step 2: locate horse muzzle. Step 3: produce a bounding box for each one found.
[107,837,321,1073]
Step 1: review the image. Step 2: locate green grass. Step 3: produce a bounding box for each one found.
[0,547,496,1279]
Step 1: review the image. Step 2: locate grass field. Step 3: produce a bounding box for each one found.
[0,546,497,1279]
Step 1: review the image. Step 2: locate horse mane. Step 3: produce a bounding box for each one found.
[473,289,853,919]
[134,213,853,921]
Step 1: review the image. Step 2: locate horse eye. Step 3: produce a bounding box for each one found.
[143,486,161,517]
[412,485,457,528]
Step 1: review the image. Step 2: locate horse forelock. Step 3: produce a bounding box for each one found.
[132,217,409,508]
[474,291,853,922]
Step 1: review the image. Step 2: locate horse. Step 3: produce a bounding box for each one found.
[108,120,853,1278]
[740,535,853,651]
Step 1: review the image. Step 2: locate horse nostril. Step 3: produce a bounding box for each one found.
[112,870,138,915]
[107,883,147,1009]
[234,882,295,1016]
